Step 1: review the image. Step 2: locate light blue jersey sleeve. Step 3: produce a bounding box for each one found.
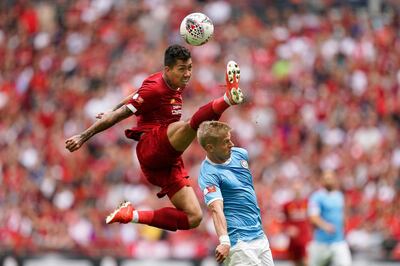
[198,164,223,206]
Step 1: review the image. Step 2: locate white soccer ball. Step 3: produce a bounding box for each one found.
[180,13,214,46]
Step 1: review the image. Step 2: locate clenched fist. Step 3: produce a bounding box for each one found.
[65,135,85,152]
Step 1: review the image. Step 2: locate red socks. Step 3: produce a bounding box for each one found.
[212,96,230,114]
[189,97,229,130]
[138,207,190,231]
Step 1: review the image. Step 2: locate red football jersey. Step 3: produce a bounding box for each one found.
[124,72,184,140]
[283,198,312,243]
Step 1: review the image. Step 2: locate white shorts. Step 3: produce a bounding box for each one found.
[308,240,352,266]
[224,237,275,266]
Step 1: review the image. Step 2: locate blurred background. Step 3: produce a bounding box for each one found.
[0,0,399,265]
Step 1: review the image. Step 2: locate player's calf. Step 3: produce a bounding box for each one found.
[187,211,202,228]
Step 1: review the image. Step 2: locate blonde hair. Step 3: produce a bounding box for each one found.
[197,121,232,148]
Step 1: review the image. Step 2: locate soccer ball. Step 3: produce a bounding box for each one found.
[180,13,214,46]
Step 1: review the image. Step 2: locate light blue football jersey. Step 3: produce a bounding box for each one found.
[198,147,265,247]
[308,189,345,243]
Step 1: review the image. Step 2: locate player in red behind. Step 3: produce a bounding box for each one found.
[282,181,312,266]
[65,44,243,231]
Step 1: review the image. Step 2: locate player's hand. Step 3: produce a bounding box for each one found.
[323,223,335,234]
[215,244,230,263]
[65,135,85,152]
[96,112,105,119]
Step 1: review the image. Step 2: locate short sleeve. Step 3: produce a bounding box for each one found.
[125,80,160,115]
[198,170,223,206]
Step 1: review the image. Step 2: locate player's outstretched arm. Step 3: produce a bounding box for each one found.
[96,91,137,119]
[66,106,133,152]
[208,200,231,263]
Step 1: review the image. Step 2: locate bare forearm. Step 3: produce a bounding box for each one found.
[210,204,228,237]
[310,215,332,231]
[65,107,132,152]
[80,117,117,142]
[208,200,230,263]
[81,107,132,142]
[111,102,125,111]
[111,91,136,111]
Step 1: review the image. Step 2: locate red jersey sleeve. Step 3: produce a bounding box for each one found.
[125,79,161,116]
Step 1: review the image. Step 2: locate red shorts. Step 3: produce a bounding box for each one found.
[288,239,308,260]
[136,125,190,198]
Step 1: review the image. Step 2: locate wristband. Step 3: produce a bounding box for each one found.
[219,235,231,246]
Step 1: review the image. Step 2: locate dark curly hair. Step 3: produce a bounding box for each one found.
[164,44,191,67]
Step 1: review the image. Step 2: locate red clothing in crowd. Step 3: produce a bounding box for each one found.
[283,198,312,260]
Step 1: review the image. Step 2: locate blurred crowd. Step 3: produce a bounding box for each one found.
[1,0,400,261]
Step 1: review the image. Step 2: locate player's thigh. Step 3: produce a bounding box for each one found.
[257,238,275,266]
[259,249,275,266]
[225,241,255,266]
[170,185,202,222]
[167,121,196,152]
[308,242,332,266]
[331,241,352,266]
[225,238,274,266]
[137,125,182,168]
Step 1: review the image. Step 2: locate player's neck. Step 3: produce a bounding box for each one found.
[324,187,335,192]
[162,73,179,91]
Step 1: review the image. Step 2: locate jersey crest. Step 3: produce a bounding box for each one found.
[240,160,249,169]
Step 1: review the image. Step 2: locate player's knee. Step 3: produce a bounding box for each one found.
[188,209,203,228]
[167,121,192,137]
[167,122,196,152]
[176,122,196,137]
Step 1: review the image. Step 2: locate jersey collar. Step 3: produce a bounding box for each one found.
[322,188,338,194]
[205,156,232,165]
